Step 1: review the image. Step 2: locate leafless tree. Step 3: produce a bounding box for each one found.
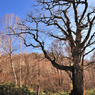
[0,14,20,85]
[12,0,95,95]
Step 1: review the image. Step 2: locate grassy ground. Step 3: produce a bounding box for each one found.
[86,89,95,95]
[0,82,95,95]
[38,90,95,95]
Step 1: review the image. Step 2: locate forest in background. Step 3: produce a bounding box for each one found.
[0,52,95,93]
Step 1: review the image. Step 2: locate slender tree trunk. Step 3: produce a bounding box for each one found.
[10,54,17,85]
[37,85,39,95]
[19,56,22,87]
[19,39,22,87]
[70,56,85,95]
[57,69,61,86]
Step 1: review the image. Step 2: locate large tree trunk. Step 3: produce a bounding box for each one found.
[70,56,85,95]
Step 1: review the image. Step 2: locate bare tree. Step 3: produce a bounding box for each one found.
[0,14,20,85]
[19,38,22,87]
[12,0,95,95]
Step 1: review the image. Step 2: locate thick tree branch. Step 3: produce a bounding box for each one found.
[80,30,95,54]
[36,36,74,72]
[80,16,95,47]
[79,0,88,23]
[73,1,78,26]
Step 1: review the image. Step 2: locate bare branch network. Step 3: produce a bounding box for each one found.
[5,0,95,94]
[9,0,95,72]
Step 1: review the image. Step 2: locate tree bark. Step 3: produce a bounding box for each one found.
[70,56,85,95]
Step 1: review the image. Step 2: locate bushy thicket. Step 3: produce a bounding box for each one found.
[0,82,70,95]
[0,81,95,95]
[0,82,36,95]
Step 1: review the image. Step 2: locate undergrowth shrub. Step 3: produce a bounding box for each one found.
[0,82,35,95]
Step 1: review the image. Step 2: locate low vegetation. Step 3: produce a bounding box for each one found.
[0,82,95,95]
[0,82,69,95]
[0,82,31,95]
[86,89,95,95]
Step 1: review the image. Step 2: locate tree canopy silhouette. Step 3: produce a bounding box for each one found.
[12,0,95,95]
